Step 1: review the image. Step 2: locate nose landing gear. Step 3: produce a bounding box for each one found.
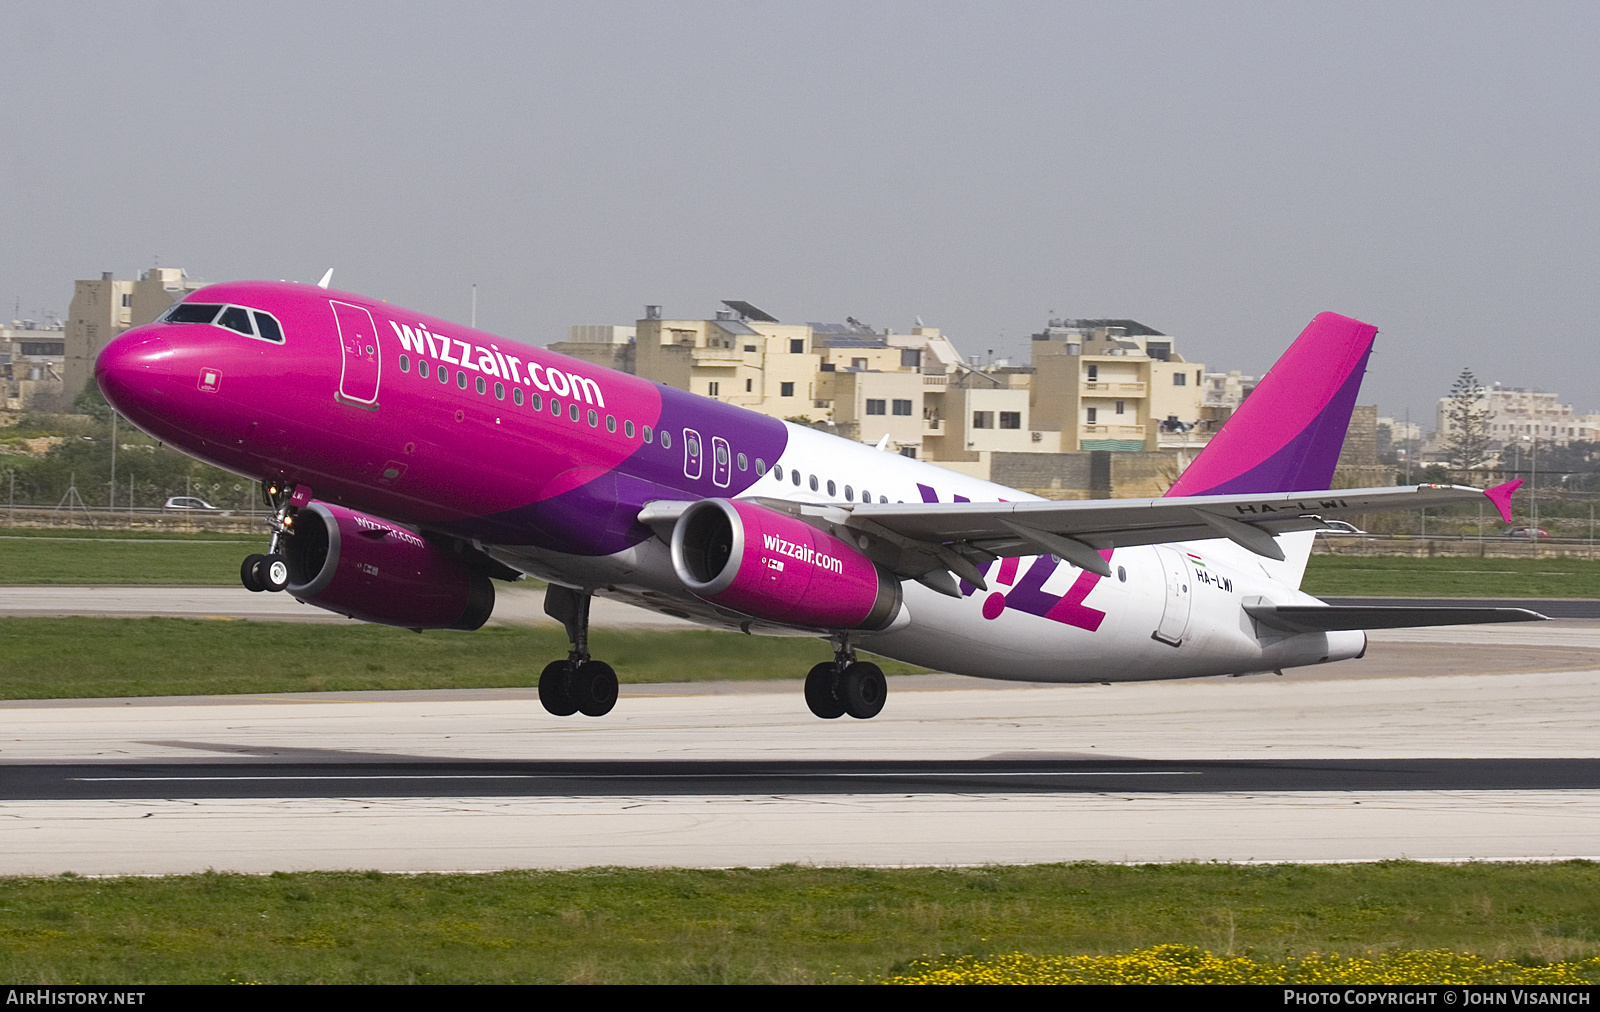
[538,584,619,717]
[239,480,305,594]
[804,637,887,720]
[240,553,289,593]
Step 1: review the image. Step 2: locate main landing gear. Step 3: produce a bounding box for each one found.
[240,480,300,594]
[538,584,619,718]
[804,637,886,720]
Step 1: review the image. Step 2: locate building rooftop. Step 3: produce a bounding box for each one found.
[1033,318,1166,339]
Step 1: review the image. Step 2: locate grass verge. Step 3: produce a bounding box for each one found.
[0,530,250,585]
[2,862,1598,984]
[0,617,923,698]
[1302,554,1600,598]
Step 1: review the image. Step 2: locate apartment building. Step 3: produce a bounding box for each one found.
[63,267,202,400]
[1435,382,1600,448]
[622,302,1024,459]
[1027,318,1206,452]
[1,319,67,411]
[599,305,1217,470]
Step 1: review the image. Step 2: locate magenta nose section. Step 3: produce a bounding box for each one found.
[95,327,173,417]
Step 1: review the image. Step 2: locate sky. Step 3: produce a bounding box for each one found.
[3,1,1597,425]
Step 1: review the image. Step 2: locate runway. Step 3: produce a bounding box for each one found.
[0,653,1596,874]
[11,758,1599,801]
[2,586,1597,874]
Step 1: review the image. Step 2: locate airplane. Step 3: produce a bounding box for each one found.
[93,279,1542,720]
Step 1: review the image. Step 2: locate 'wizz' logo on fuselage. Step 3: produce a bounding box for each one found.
[389,322,606,407]
[917,483,1109,632]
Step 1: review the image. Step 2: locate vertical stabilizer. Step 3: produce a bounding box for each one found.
[1166,312,1376,498]
[1166,312,1376,590]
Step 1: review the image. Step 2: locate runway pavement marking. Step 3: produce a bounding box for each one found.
[76,771,1204,782]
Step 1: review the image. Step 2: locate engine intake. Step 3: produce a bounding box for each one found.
[283,502,494,630]
[670,498,900,630]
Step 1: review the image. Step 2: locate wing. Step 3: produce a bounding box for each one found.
[743,481,1519,593]
[640,481,1519,596]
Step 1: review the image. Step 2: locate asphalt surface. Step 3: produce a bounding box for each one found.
[8,757,1598,801]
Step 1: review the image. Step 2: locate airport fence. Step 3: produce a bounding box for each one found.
[0,505,265,534]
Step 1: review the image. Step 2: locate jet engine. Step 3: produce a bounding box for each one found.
[282,502,495,630]
[669,498,901,630]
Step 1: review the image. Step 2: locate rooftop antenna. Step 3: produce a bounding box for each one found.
[471,284,477,328]
[316,269,334,289]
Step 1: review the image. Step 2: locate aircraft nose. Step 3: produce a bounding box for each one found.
[95,327,174,417]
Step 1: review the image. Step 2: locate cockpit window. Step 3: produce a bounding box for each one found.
[253,311,283,343]
[217,306,254,336]
[165,303,223,324]
[162,302,285,344]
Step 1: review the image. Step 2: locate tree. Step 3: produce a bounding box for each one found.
[1443,368,1493,475]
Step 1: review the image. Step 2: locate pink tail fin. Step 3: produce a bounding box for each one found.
[1166,312,1377,497]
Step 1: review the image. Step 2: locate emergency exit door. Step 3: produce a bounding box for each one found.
[1151,545,1193,646]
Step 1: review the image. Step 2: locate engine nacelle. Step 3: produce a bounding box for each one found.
[283,502,494,630]
[670,498,901,630]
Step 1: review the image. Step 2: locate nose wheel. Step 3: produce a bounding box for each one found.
[239,480,305,594]
[804,641,886,719]
[240,553,289,593]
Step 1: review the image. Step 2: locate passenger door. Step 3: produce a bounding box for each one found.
[330,301,380,406]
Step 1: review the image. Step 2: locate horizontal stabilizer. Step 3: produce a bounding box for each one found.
[1245,604,1547,633]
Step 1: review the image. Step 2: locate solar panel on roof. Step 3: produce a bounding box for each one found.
[721,300,779,323]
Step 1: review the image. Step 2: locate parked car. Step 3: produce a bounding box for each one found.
[163,496,220,512]
[1319,520,1366,535]
[1503,526,1550,539]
